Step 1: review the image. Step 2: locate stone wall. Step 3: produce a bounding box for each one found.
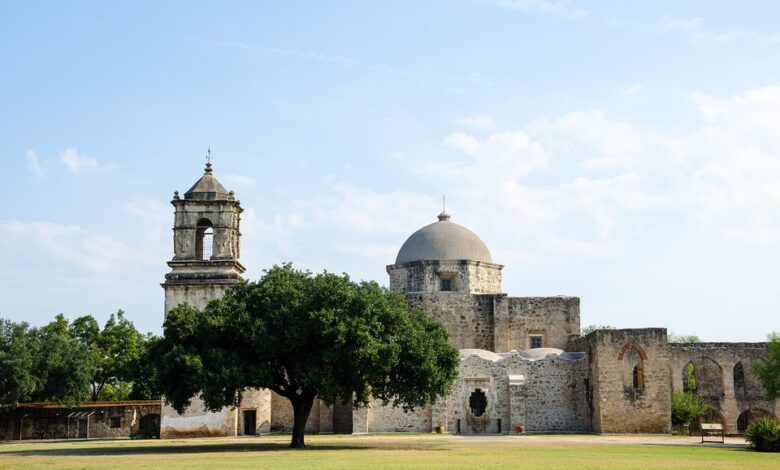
[387,260,502,294]
[364,400,432,432]
[669,342,779,434]
[502,296,580,351]
[269,392,332,433]
[446,350,589,434]
[407,292,496,350]
[584,328,671,433]
[0,401,160,440]
[160,395,238,438]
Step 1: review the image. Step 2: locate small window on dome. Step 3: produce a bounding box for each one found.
[440,278,452,291]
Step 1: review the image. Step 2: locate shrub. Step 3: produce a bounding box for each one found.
[671,391,708,426]
[745,417,780,452]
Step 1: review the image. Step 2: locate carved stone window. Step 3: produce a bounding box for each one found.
[469,388,487,417]
[440,278,452,291]
[529,335,543,349]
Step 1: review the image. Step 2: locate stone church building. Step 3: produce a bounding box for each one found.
[160,164,778,437]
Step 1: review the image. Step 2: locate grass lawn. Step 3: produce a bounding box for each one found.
[1,434,778,469]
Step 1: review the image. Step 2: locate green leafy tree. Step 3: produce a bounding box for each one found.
[668,332,701,343]
[154,264,459,448]
[70,311,147,401]
[580,325,615,335]
[128,334,161,400]
[671,391,708,427]
[754,332,780,400]
[30,314,95,404]
[0,319,38,405]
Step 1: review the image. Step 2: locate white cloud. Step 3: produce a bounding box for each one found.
[494,0,588,20]
[456,115,496,130]
[0,220,128,272]
[621,83,642,97]
[25,150,46,177]
[60,148,98,175]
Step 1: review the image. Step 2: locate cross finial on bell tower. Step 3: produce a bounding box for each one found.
[204,148,212,174]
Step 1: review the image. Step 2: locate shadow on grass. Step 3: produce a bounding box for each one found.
[0,441,374,457]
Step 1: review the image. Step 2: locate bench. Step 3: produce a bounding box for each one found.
[700,423,724,443]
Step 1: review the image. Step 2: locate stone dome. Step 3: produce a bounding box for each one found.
[395,212,493,265]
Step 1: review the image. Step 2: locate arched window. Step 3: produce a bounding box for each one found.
[195,218,213,260]
[633,365,644,389]
[733,362,746,397]
[683,362,697,393]
[469,389,487,417]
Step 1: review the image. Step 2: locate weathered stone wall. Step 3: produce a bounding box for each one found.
[160,395,237,438]
[585,328,671,434]
[0,401,160,440]
[406,292,496,350]
[669,342,779,434]
[364,400,432,432]
[269,392,330,433]
[237,388,272,434]
[162,283,234,317]
[445,350,588,434]
[387,260,502,294]
[502,297,580,351]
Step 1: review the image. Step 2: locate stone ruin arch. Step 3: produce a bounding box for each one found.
[681,356,723,399]
[737,409,777,433]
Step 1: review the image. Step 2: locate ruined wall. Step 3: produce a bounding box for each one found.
[446,350,589,434]
[237,388,272,434]
[669,342,779,434]
[0,401,160,440]
[586,328,671,434]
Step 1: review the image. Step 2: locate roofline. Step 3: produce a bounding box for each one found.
[1,400,160,410]
[387,259,504,271]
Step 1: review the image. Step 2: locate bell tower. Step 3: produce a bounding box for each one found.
[162,159,246,315]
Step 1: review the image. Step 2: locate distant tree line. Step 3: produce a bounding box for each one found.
[0,311,159,406]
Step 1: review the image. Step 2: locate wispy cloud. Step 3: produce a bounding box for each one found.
[25,150,46,178]
[456,115,496,130]
[176,36,407,76]
[620,83,642,97]
[648,16,780,44]
[493,0,588,20]
[60,148,98,175]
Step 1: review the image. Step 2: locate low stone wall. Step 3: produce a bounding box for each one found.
[0,401,160,440]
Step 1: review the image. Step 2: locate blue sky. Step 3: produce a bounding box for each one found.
[2,1,780,340]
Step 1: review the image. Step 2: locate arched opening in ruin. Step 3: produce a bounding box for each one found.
[737,409,776,433]
[682,357,723,398]
[195,218,213,260]
[690,408,723,433]
[619,343,646,391]
[733,362,746,397]
[632,365,644,389]
[683,362,696,392]
[469,389,487,417]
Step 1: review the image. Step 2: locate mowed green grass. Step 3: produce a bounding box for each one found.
[1,434,778,469]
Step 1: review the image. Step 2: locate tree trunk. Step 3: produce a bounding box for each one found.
[289,394,315,448]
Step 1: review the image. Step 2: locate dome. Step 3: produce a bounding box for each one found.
[459,349,502,362]
[394,212,493,265]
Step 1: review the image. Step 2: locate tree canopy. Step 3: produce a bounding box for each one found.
[0,312,158,406]
[754,332,780,400]
[154,264,460,448]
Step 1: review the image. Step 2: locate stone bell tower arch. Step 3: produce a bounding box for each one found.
[162,159,246,316]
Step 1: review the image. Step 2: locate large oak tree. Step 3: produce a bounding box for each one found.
[154,264,459,448]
